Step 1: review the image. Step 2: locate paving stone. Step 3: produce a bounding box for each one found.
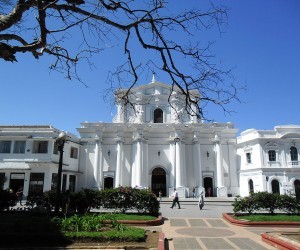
[173,237,202,250]
[228,238,269,249]
[170,219,188,227]
[201,238,235,249]
[188,219,208,227]
[206,219,228,227]
[175,227,235,237]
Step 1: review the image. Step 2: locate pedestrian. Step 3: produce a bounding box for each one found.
[16,187,23,205]
[207,187,211,197]
[170,188,181,209]
[158,190,162,202]
[198,190,204,210]
[192,187,196,198]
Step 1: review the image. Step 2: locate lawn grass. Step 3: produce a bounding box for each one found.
[101,213,157,221]
[234,214,300,222]
[0,212,154,244]
[64,227,145,242]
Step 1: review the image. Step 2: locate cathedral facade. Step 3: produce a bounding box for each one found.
[77,77,238,198]
[1,78,300,198]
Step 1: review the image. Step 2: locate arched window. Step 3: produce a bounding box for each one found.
[271,179,280,194]
[290,146,298,161]
[248,179,254,194]
[154,108,163,123]
[294,179,300,200]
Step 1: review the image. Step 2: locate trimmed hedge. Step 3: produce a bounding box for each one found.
[233,192,300,215]
[25,187,159,216]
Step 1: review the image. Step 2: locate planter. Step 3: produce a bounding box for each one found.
[223,213,300,227]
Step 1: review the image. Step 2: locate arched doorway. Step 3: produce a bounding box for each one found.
[104,177,114,189]
[271,179,280,194]
[204,177,213,197]
[294,179,300,200]
[151,167,166,197]
[248,179,254,194]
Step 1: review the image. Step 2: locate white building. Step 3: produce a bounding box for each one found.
[0,126,80,197]
[77,78,239,198]
[237,125,300,199]
[1,79,300,199]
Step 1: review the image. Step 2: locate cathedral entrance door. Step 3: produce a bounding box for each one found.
[104,177,114,189]
[151,167,166,197]
[204,177,213,197]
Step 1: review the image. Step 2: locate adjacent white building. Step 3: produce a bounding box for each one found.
[237,125,300,199]
[1,79,300,199]
[0,126,80,197]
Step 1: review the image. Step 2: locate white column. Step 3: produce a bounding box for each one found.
[193,139,202,187]
[215,135,223,187]
[66,174,70,190]
[98,141,103,189]
[136,140,143,187]
[131,142,137,187]
[169,141,176,188]
[143,142,148,188]
[93,141,100,189]
[215,135,228,197]
[175,139,182,187]
[115,139,123,187]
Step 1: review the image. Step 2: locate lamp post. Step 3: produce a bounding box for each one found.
[55,131,67,214]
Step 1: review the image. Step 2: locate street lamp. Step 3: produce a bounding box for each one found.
[55,131,67,213]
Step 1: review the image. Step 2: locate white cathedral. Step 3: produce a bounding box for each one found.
[1,77,300,199]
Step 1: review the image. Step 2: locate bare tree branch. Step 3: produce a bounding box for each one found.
[0,0,242,121]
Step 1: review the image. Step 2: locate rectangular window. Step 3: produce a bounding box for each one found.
[28,173,44,196]
[53,142,58,155]
[33,141,48,153]
[69,175,76,192]
[0,141,11,153]
[246,152,251,163]
[13,141,26,154]
[268,150,276,162]
[51,173,58,191]
[70,147,78,159]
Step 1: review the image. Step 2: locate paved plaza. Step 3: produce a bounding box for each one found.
[11,198,300,249]
[149,198,299,250]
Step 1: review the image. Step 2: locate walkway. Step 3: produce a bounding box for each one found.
[152,198,299,250]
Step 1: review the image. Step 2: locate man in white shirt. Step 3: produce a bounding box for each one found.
[170,188,181,209]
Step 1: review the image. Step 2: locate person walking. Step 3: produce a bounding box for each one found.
[16,187,23,205]
[158,190,162,203]
[198,190,204,210]
[170,188,181,209]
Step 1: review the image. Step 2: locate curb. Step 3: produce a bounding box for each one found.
[261,232,300,250]
[103,214,163,227]
[223,213,300,227]
[157,232,165,250]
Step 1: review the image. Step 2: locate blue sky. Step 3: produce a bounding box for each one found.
[1,0,300,136]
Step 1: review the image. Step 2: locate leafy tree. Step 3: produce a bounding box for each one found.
[0,0,240,119]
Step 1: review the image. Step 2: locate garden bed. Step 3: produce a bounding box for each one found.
[0,212,163,249]
[223,213,300,227]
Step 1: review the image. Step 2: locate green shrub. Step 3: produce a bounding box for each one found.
[232,195,258,214]
[277,194,300,215]
[250,192,279,214]
[233,192,298,215]
[0,189,17,211]
[100,187,159,215]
